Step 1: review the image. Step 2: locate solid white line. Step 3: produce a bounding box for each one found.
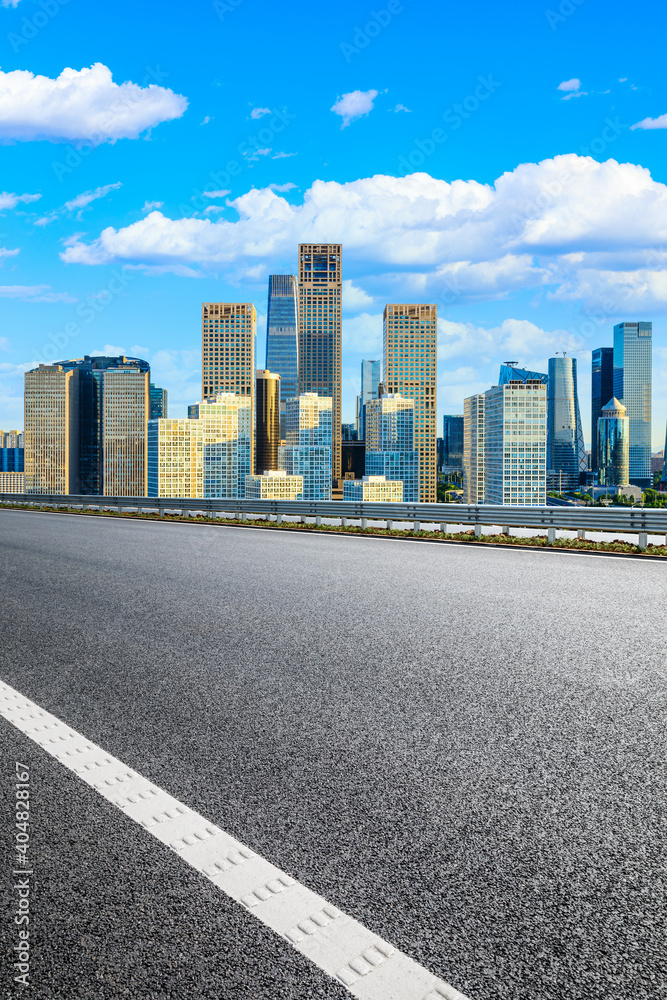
[0,678,469,1000]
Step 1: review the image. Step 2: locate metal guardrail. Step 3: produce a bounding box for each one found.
[2,493,666,548]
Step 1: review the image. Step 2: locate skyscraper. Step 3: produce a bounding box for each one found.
[356,359,381,440]
[591,347,614,471]
[0,430,24,472]
[364,393,419,502]
[483,380,547,506]
[442,415,464,470]
[265,275,298,403]
[102,364,150,496]
[383,303,437,502]
[202,301,256,474]
[255,370,281,474]
[149,383,168,420]
[547,355,585,491]
[498,363,547,385]
[278,393,332,500]
[597,398,629,487]
[298,244,342,482]
[463,394,485,504]
[613,322,652,488]
[24,364,79,494]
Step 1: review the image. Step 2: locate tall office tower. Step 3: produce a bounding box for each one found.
[591,347,614,471]
[597,398,629,487]
[364,393,419,502]
[24,364,79,494]
[149,383,168,420]
[278,393,332,500]
[148,393,252,498]
[383,304,437,502]
[547,356,585,491]
[483,380,547,506]
[613,322,652,488]
[298,244,342,482]
[202,301,256,473]
[265,274,299,402]
[356,359,380,440]
[0,430,24,472]
[498,362,548,385]
[442,415,464,471]
[662,422,667,488]
[101,364,150,496]
[462,394,485,503]
[255,370,281,473]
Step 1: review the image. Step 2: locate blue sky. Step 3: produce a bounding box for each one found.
[1,0,666,448]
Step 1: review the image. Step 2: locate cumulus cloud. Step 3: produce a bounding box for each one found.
[342,280,375,311]
[59,154,667,311]
[64,181,122,212]
[0,190,40,210]
[250,107,271,119]
[331,89,378,128]
[1,0,22,6]
[202,189,230,198]
[268,182,296,192]
[0,284,76,302]
[631,113,667,131]
[142,200,163,213]
[0,247,19,259]
[558,78,581,92]
[0,63,187,144]
[393,104,411,113]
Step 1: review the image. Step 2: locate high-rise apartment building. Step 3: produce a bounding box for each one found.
[364,393,419,502]
[355,359,381,440]
[484,381,547,506]
[101,365,150,496]
[591,347,614,471]
[149,383,168,420]
[383,304,437,501]
[255,370,281,474]
[24,364,79,494]
[597,398,629,487]
[442,415,464,470]
[547,356,585,491]
[265,275,298,402]
[278,393,332,499]
[463,394,485,504]
[343,475,403,502]
[298,244,342,482]
[202,301,256,474]
[148,393,252,498]
[245,470,303,500]
[613,322,652,488]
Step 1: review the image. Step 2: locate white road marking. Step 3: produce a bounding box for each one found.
[0,678,469,1000]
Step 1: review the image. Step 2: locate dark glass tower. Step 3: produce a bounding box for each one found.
[591,347,614,472]
[266,275,299,400]
[613,322,652,488]
[255,370,281,474]
[442,414,464,469]
[149,383,168,419]
[547,356,585,491]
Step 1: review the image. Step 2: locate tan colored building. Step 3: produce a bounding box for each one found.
[24,364,79,494]
[101,365,149,496]
[202,301,256,475]
[383,304,437,502]
[0,471,25,493]
[298,244,342,483]
[342,475,403,502]
[463,393,485,504]
[255,370,281,474]
[245,469,303,499]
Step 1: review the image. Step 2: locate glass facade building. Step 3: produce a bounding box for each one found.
[255,370,281,474]
[278,393,332,499]
[343,475,403,502]
[498,363,548,385]
[613,322,652,487]
[265,275,299,402]
[101,365,150,496]
[149,384,168,419]
[364,393,419,502]
[463,394,485,503]
[547,356,585,491]
[298,245,342,482]
[591,347,614,472]
[245,470,303,499]
[24,364,79,494]
[442,415,464,470]
[597,398,629,487]
[356,359,380,440]
[483,381,547,506]
[0,430,24,472]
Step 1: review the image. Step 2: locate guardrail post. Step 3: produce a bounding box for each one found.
[387,519,393,531]
[276,513,283,525]
[501,525,510,536]
[413,520,421,533]
[341,517,347,527]
[474,524,482,538]
[638,532,648,550]
[439,522,447,534]
[361,517,368,529]
[547,527,556,544]
[577,529,585,540]
[241,512,247,522]
[300,515,306,524]
[159,508,164,517]
[137,506,143,515]
[315,515,322,526]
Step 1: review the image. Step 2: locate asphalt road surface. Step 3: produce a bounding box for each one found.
[1,509,665,1000]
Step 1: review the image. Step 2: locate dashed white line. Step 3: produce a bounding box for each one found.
[0,678,470,1000]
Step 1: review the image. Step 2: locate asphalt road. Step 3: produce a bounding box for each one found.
[1,510,666,1000]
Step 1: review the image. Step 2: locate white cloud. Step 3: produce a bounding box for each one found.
[558,78,581,92]
[202,189,230,198]
[631,113,667,131]
[0,63,187,144]
[203,205,225,215]
[331,89,378,128]
[0,247,19,258]
[393,104,411,113]
[142,200,163,213]
[59,154,667,311]
[272,151,297,159]
[1,0,22,6]
[0,337,9,350]
[0,190,40,210]
[200,115,212,125]
[342,280,374,311]
[64,181,122,212]
[342,312,382,353]
[250,107,271,119]
[0,285,76,302]
[268,182,296,192]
